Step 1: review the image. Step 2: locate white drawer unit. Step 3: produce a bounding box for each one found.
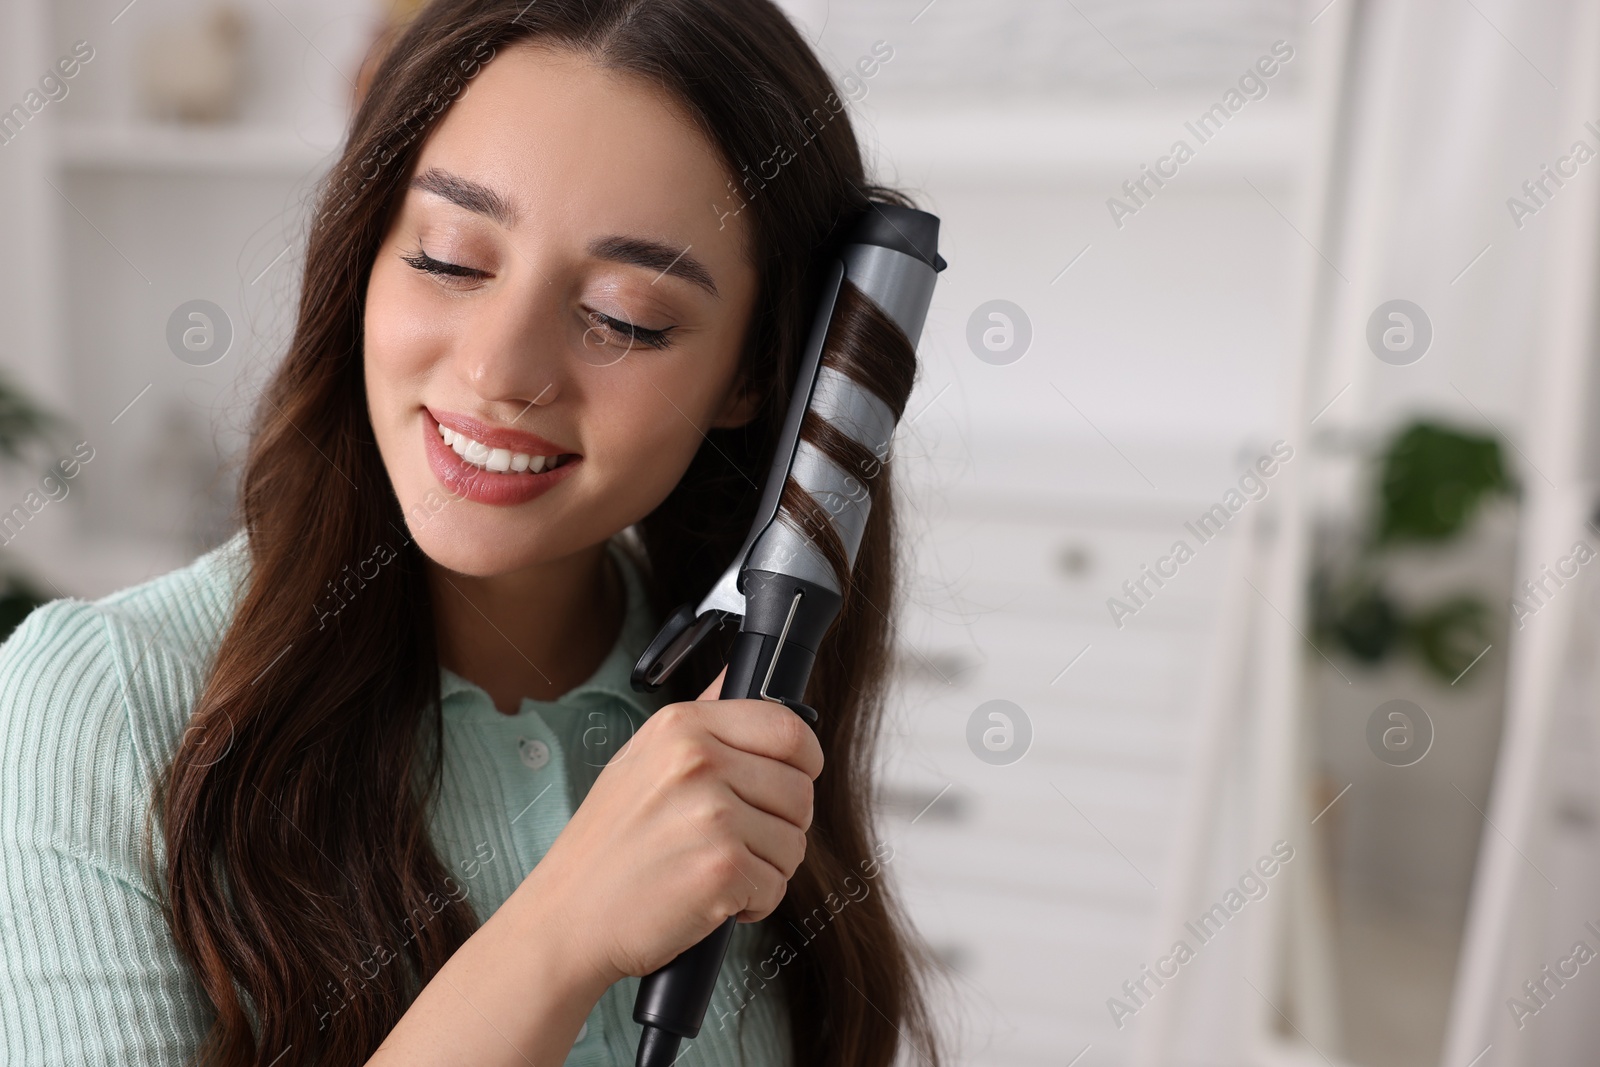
[896,502,1235,627]
[877,489,1249,1066]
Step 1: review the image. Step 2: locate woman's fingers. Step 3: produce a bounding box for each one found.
[718,834,798,923]
[682,808,792,921]
[695,791,809,880]
[645,702,818,828]
[669,698,824,780]
[735,802,810,881]
[714,751,815,831]
[534,676,824,980]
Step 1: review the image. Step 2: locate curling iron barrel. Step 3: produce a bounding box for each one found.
[629,201,946,1067]
[740,221,942,597]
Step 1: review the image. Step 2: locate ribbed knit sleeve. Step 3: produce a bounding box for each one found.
[0,597,212,1066]
[0,530,798,1067]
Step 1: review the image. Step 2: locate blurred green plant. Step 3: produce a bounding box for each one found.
[1312,420,1516,683]
[0,371,69,645]
[1375,423,1515,543]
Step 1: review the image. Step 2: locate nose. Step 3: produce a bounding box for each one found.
[455,276,563,413]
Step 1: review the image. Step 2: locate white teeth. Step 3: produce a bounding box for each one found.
[436,419,560,474]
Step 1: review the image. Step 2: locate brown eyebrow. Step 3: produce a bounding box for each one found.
[410,167,519,228]
[408,167,720,299]
[586,235,719,299]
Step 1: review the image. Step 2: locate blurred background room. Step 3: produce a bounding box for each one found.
[2,0,1598,1065]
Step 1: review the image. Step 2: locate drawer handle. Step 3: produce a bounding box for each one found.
[930,942,972,973]
[1056,543,1092,577]
[878,783,969,824]
[896,648,979,685]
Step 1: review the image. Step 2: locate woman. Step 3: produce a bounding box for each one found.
[0,1,945,1065]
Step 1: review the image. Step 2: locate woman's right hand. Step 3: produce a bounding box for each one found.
[516,667,824,986]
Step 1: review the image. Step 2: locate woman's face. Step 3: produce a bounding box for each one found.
[364,42,759,576]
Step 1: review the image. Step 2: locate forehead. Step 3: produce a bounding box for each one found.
[412,40,751,266]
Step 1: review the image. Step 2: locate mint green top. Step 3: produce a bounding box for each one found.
[0,529,789,1066]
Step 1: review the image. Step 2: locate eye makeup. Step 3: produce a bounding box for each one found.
[399,242,680,351]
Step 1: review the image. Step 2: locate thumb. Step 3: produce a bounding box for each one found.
[698,665,728,701]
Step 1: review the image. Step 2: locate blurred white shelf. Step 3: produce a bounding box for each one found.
[860,98,1310,183]
[53,120,341,174]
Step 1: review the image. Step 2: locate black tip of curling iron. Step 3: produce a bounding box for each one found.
[636,1024,681,1067]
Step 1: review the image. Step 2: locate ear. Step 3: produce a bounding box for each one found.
[709,371,761,429]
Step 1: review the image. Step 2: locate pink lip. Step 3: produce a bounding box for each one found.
[427,407,574,456]
[422,408,581,507]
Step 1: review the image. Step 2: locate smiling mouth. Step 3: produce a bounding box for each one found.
[435,422,579,474]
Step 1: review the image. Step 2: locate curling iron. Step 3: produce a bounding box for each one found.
[627,202,946,1067]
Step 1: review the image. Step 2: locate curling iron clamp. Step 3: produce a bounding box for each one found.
[626,202,946,1067]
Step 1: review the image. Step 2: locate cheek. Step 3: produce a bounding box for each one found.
[581,359,734,506]
[362,258,444,490]
[364,259,440,389]
[595,379,699,476]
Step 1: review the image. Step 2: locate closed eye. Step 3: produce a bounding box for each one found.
[584,310,677,351]
[401,247,486,282]
[401,246,677,350]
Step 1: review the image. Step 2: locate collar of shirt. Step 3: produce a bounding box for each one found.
[437,538,669,722]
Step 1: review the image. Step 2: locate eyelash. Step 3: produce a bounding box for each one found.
[400,246,678,351]
[400,247,482,280]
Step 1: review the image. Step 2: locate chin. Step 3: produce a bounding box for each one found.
[403,485,621,580]
[416,537,525,579]
[394,488,525,577]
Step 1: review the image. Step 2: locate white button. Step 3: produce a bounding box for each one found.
[576,1021,589,1041]
[518,737,550,770]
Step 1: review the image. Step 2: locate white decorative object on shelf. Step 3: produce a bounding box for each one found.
[135,4,250,123]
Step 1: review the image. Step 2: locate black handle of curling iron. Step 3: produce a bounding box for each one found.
[632,575,837,1066]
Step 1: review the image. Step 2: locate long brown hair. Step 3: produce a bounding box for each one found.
[154,1,946,1065]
